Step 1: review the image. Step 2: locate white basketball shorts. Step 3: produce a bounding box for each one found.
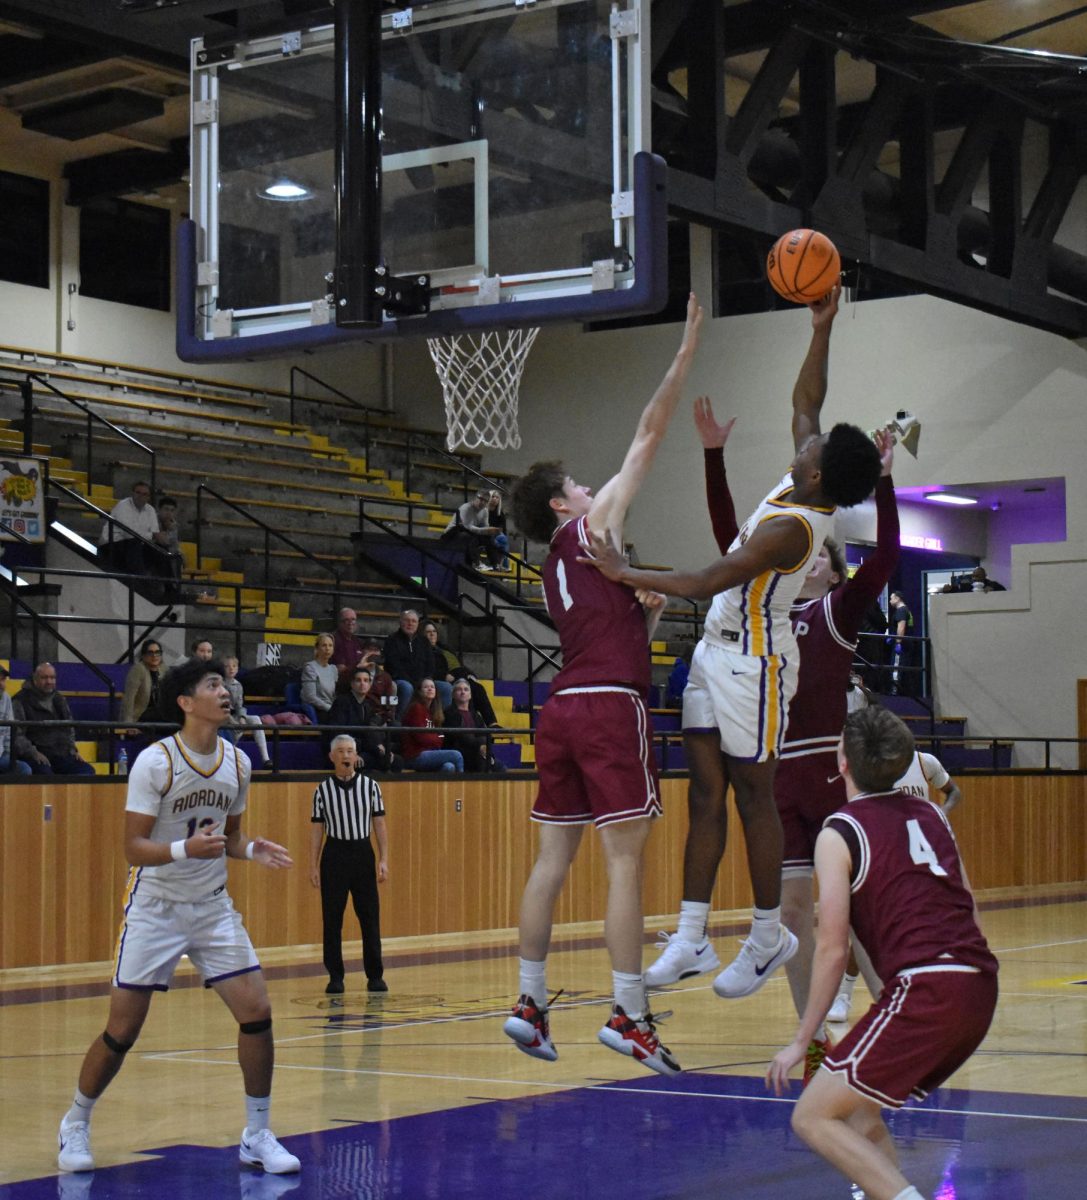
[681,637,798,762]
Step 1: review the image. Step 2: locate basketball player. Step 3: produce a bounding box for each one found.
[501,292,704,1076]
[768,707,998,1200]
[829,745,962,1025]
[56,658,299,1176]
[585,285,882,1001]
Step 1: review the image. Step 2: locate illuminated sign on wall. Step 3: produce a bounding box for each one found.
[901,534,944,551]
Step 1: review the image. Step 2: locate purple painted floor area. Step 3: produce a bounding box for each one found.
[8,1075,1086,1199]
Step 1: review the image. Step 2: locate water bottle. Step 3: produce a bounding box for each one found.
[117,747,128,776]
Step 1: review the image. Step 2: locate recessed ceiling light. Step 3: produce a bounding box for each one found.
[260,179,313,201]
[924,492,978,506]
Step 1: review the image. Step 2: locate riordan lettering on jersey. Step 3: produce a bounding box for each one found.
[171,789,234,814]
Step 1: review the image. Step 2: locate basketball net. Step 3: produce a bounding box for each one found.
[427,327,539,452]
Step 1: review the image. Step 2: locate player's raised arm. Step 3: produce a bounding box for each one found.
[580,513,813,602]
[791,284,840,453]
[695,396,739,554]
[588,293,703,542]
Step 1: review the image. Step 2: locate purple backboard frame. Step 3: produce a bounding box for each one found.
[176,152,669,363]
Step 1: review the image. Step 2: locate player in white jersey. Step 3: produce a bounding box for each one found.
[585,286,882,1000]
[57,658,299,1178]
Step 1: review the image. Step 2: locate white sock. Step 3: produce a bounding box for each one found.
[612,971,646,1021]
[840,971,858,998]
[677,900,710,944]
[750,906,782,950]
[64,1089,97,1127]
[519,958,547,1007]
[891,1187,925,1200]
[244,1094,271,1136]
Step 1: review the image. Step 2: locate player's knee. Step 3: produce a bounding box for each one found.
[239,1015,272,1036]
[102,1029,135,1056]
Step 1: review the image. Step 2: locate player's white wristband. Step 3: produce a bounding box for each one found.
[170,839,188,861]
[245,841,256,860]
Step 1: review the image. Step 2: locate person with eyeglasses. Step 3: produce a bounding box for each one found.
[120,641,167,761]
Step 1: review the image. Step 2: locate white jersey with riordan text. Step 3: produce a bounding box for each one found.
[124,735,250,902]
[702,471,836,658]
[894,750,950,805]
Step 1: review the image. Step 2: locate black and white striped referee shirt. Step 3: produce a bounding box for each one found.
[311,772,385,841]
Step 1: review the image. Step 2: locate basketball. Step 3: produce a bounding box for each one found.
[766,229,841,304]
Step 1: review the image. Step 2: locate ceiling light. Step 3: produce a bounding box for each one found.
[924,492,978,506]
[260,179,313,201]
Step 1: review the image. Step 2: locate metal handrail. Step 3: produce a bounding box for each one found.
[456,591,560,715]
[195,482,343,603]
[20,372,157,497]
[288,365,388,429]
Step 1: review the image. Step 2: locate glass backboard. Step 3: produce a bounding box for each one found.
[179,0,665,360]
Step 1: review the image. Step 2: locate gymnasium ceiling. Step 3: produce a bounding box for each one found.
[1,1,1087,333]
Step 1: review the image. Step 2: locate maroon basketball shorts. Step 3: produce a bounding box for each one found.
[823,966,998,1107]
[532,687,662,828]
[776,749,847,876]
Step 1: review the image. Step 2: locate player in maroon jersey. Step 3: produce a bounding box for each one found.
[768,707,998,1200]
[500,294,704,1077]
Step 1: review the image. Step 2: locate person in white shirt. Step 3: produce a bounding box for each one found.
[56,656,300,1177]
[99,480,160,579]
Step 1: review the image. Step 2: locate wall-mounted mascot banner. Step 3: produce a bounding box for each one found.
[0,455,48,543]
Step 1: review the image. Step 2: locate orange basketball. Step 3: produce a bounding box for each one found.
[766,229,841,304]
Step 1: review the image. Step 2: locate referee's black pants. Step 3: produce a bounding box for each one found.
[320,836,383,983]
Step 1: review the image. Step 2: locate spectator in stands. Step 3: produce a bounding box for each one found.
[422,619,458,686]
[13,663,95,775]
[401,678,463,773]
[150,494,184,600]
[383,608,451,715]
[450,665,501,728]
[99,481,161,579]
[487,490,510,569]
[327,666,403,773]
[189,638,214,663]
[302,634,338,720]
[442,489,504,570]
[0,665,32,776]
[222,656,273,769]
[971,566,1006,592]
[359,639,398,723]
[331,607,365,687]
[443,678,501,772]
[888,591,915,696]
[119,640,166,742]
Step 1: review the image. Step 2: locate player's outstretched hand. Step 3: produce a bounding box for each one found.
[188,822,228,859]
[679,291,704,358]
[251,838,294,869]
[635,588,666,611]
[766,1041,805,1096]
[693,396,736,450]
[874,426,894,476]
[576,530,627,581]
[809,282,841,329]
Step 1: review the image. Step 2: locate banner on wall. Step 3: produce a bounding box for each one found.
[0,455,48,543]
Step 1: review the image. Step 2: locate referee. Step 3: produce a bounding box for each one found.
[310,734,389,995]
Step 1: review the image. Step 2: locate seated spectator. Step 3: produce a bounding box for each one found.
[222,656,273,769]
[13,663,96,775]
[0,664,32,776]
[119,639,167,758]
[487,490,510,569]
[150,494,184,600]
[188,638,214,664]
[331,607,365,688]
[440,489,504,570]
[972,565,1006,592]
[98,481,163,581]
[302,634,338,720]
[359,640,398,721]
[400,678,463,773]
[443,678,502,773]
[383,608,451,716]
[449,665,500,728]
[327,666,403,773]
[422,619,459,686]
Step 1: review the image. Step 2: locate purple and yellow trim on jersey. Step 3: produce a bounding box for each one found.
[735,513,813,655]
[766,484,835,517]
[754,653,788,761]
[171,733,226,779]
[111,866,162,991]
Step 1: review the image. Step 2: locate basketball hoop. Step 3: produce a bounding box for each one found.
[428,327,540,452]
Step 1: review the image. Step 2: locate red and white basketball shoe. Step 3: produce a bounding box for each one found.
[503,993,558,1062]
[598,1005,681,1077]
